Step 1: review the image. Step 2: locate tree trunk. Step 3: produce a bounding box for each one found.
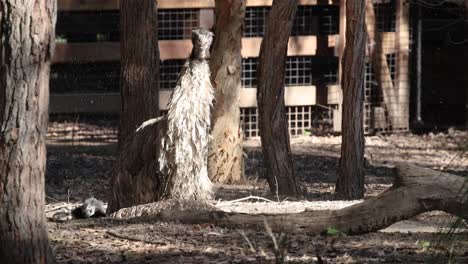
[335,0,366,199]
[0,1,56,263]
[257,0,302,197]
[465,0,468,128]
[108,117,167,213]
[151,164,468,235]
[119,0,159,144]
[208,0,245,183]
[109,0,159,213]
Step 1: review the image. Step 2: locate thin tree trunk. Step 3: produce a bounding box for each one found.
[465,0,468,128]
[119,0,159,144]
[208,0,245,183]
[257,0,302,197]
[109,0,160,213]
[0,1,56,263]
[335,0,366,199]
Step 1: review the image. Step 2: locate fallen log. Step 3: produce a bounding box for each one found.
[150,163,467,235]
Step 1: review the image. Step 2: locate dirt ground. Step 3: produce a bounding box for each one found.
[45,118,468,263]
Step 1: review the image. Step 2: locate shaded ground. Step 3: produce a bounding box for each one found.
[45,118,468,263]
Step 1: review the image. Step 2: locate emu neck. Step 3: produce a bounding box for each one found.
[191,45,210,60]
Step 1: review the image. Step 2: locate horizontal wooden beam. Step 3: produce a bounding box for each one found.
[50,86,317,114]
[53,40,192,63]
[239,86,316,108]
[327,84,341,105]
[242,36,337,58]
[49,91,173,114]
[57,0,336,11]
[50,92,121,114]
[53,35,338,63]
[53,41,119,63]
[58,0,118,11]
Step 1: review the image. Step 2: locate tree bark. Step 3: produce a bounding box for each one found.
[465,0,468,128]
[109,0,160,213]
[108,117,167,213]
[151,164,468,235]
[257,0,302,197]
[0,1,56,263]
[335,0,366,199]
[119,0,159,144]
[208,0,246,183]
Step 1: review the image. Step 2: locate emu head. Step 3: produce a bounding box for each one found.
[191,28,214,60]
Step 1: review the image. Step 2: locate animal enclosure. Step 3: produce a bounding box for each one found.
[51,0,411,136]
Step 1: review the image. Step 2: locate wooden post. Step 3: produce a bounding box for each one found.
[395,0,410,131]
[333,0,346,132]
[365,0,400,131]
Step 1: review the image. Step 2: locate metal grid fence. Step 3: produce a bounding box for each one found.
[160,59,186,89]
[242,56,338,88]
[361,0,409,134]
[158,9,200,40]
[285,57,314,86]
[242,58,258,88]
[374,1,396,32]
[240,106,313,138]
[244,5,339,37]
[363,53,399,134]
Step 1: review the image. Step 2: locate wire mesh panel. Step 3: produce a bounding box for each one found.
[158,9,200,40]
[363,52,401,134]
[293,6,316,35]
[386,53,396,83]
[50,62,120,93]
[240,106,313,138]
[374,1,396,32]
[160,59,186,89]
[244,5,339,37]
[317,5,339,35]
[56,11,120,42]
[240,108,259,138]
[242,58,258,88]
[364,62,378,134]
[244,7,269,37]
[310,57,339,84]
[285,57,314,86]
[242,56,338,87]
[287,106,313,136]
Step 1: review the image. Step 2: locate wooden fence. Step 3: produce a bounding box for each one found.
[51,0,410,135]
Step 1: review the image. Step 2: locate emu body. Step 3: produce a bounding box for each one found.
[159,28,215,200]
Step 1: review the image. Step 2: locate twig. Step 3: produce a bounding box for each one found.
[45,204,73,213]
[264,218,278,252]
[45,195,60,203]
[274,176,280,203]
[239,230,256,253]
[67,189,72,204]
[106,230,166,245]
[221,196,276,204]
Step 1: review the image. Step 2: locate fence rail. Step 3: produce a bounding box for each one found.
[50,86,318,114]
[57,0,338,11]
